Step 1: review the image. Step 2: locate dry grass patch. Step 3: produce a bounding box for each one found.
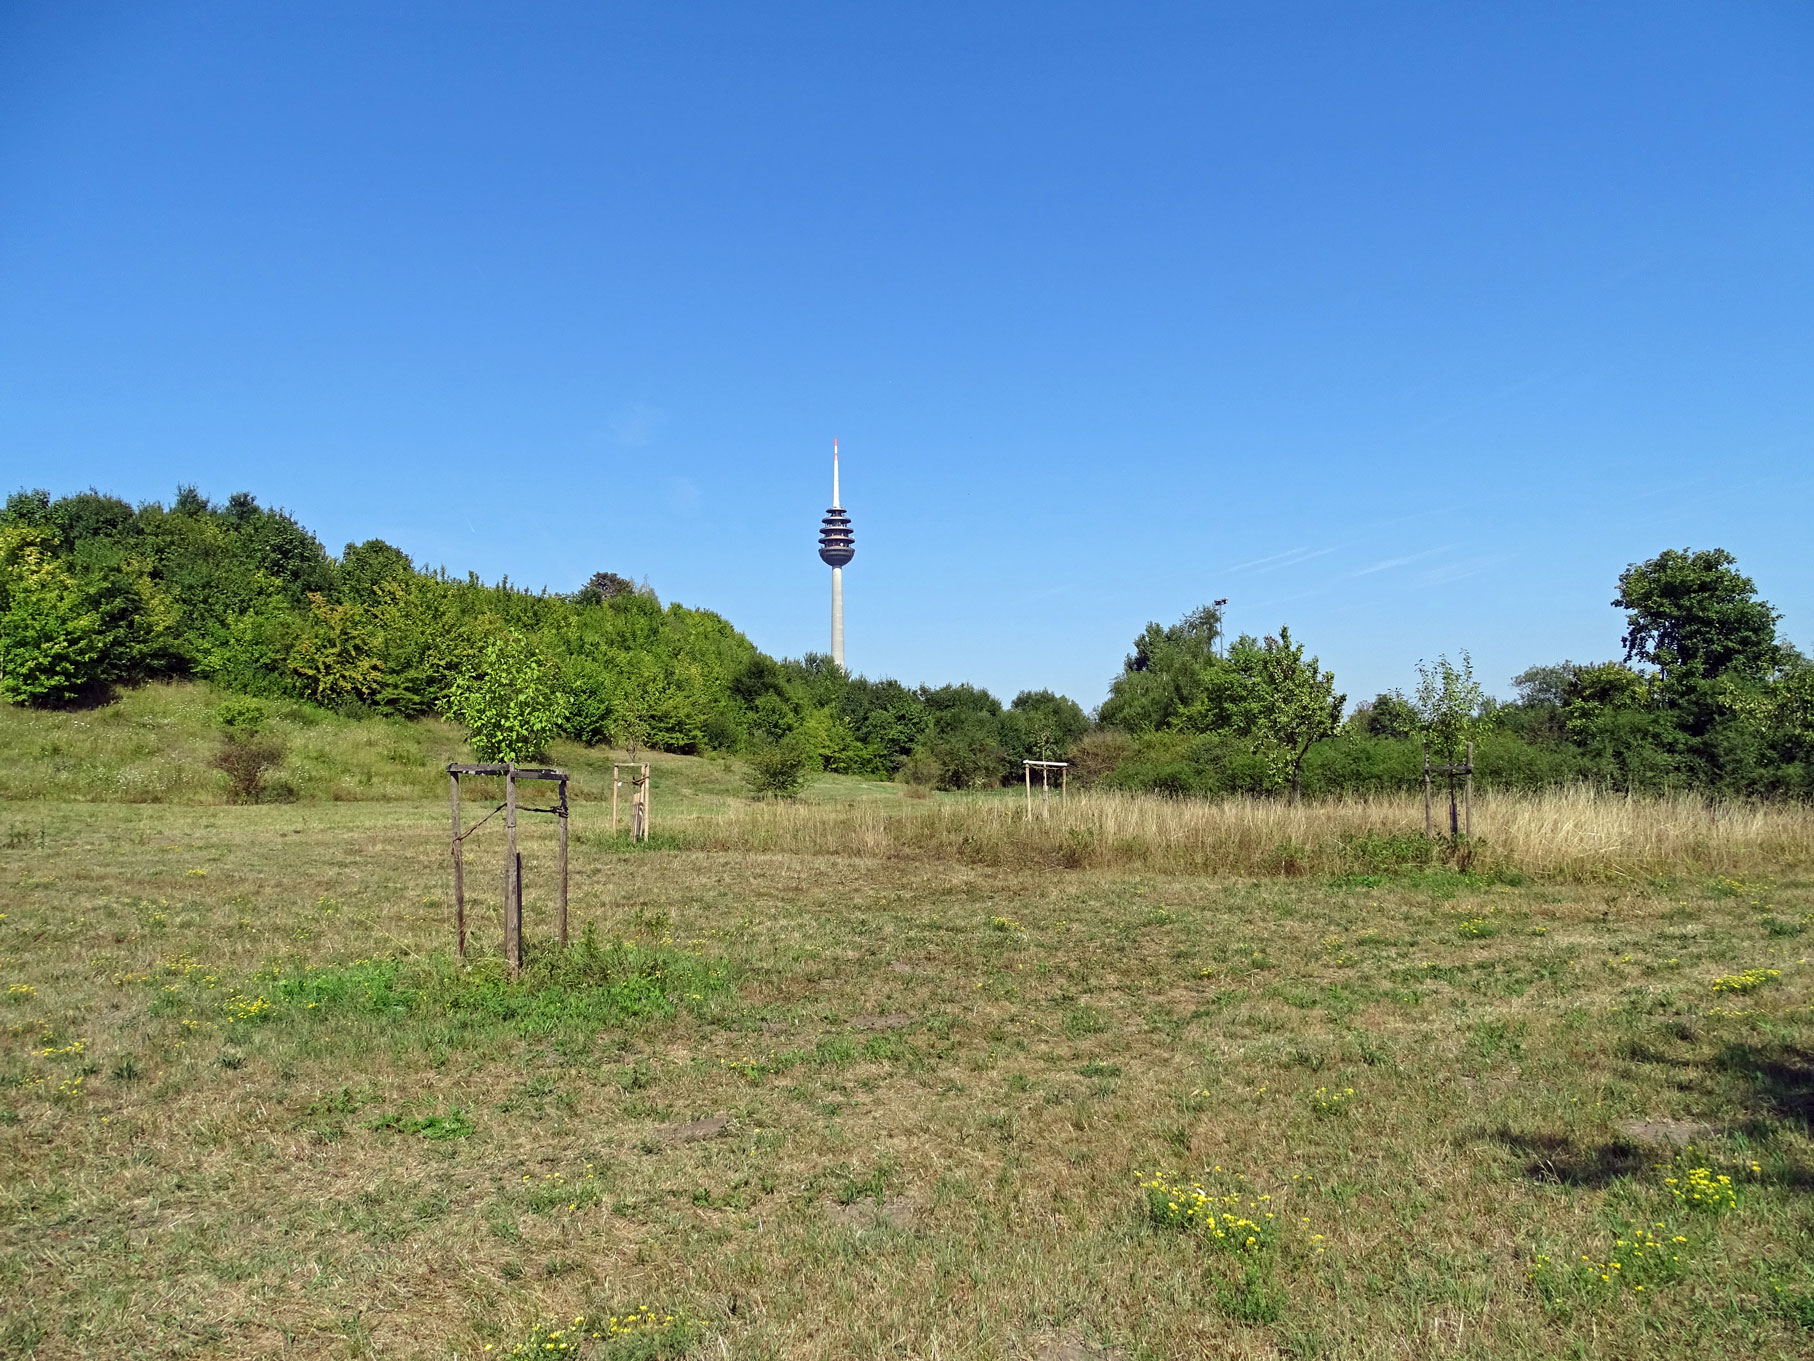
[660,786,1814,881]
[1,801,1812,1357]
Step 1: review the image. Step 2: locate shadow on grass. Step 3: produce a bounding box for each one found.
[1713,1041,1814,1135]
[1485,1129,1647,1187]
[1481,1043,1814,1193]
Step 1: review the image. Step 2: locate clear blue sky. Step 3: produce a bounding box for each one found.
[3,2,1809,710]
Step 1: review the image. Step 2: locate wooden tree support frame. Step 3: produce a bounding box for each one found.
[612,763,651,842]
[1023,759,1069,821]
[447,763,569,978]
[1422,742,1474,842]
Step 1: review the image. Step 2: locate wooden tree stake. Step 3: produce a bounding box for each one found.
[1465,740,1474,841]
[1423,744,1432,838]
[504,765,521,978]
[450,771,465,959]
[557,775,569,947]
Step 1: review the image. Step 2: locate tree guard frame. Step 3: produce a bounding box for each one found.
[447,763,569,978]
[1422,742,1474,842]
[612,763,651,841]
[1023,759,1068,821]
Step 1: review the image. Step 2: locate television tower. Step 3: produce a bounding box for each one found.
[816,439,854,668]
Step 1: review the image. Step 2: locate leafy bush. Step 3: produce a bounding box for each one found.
[744,737,812,799]
[895,747,941,792]
[0,526,119,705]
[216,696,268,733]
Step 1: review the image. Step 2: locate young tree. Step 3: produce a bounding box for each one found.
[443,630,570,763]
[1191,628,1345,803]
[1413,653,1485,763]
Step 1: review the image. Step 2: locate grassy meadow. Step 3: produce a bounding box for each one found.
[3,687,1814,1358]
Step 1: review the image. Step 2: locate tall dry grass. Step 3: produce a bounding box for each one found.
[657,786,1814,880]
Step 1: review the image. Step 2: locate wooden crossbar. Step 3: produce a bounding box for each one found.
[446,764,566,780]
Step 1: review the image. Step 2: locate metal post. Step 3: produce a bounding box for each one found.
[1041,765,1049,818]
[612,764,620,834]
[504,765,521,978]
[450,771,465,959]
[1062,765,1067,806]
[557,776,569,947]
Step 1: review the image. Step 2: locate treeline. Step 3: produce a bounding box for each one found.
[1087,548,1813,799]
[0,486,1083,782]
[3,485,1807,799]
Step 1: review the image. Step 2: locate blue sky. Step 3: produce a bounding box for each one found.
[3,2,1810,710]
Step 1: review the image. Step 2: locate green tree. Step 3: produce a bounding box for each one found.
[743,733,813,798]
[1003,689,1090,765]
[443,631,570,763]
[1615,548,1780,687]
[1185,628,1345,802]
[288,592,384,708]
[1413,653,1485,764]
[0,524,158,705]
[1098,604,1223,732]
[0,526,108,704]
[1723,654,1814,774]
[1353,691,1417,739]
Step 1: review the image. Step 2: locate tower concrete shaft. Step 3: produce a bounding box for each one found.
[831,566,844,669]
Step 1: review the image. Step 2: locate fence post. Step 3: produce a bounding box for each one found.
[1024,763,1031,822]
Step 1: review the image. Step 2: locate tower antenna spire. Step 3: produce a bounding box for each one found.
[832,438,841,509]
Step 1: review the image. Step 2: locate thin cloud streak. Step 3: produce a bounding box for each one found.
[1224,545,1337,575]
[1352,545,1452,577]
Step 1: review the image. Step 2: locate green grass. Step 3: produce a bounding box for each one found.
[1,796,1812,1358]
[0,679,904,810]
[2,687,1813,1356]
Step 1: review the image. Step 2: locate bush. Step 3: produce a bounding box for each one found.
[1066,730,1134,786]
[212,731,286,802]
[895,746,941,792]
[216,696,268,734]
[744,737,812,799]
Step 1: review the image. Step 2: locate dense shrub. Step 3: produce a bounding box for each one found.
[744,737,813,799]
